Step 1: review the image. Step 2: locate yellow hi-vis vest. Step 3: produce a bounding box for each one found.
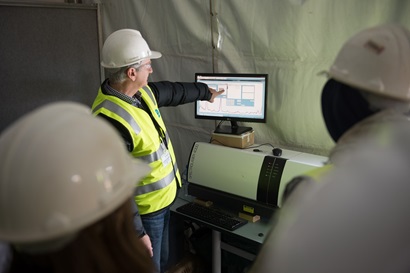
[283,163,333,202]
[91,85,181,215]
[302,164,333,182]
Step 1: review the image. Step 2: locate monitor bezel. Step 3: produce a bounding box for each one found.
[194,72,268,124]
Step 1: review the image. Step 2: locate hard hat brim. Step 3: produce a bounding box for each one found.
[150,50,162,59]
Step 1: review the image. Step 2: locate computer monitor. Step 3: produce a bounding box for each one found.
[195,73,268,135]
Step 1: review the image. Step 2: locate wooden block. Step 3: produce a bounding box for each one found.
[238,212,260,223]
[193,198,213,207]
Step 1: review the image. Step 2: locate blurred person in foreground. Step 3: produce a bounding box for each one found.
[284,23,410,196]
[0,102,156,273]
[250,23,410,273]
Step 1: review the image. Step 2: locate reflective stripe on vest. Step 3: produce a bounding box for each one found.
[93,100,142,134]
[142,86,156,106]
[135,165,177,195]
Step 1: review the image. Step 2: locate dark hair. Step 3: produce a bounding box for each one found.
[9,201,156,273]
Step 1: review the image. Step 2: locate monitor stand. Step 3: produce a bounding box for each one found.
[214,121,253,135]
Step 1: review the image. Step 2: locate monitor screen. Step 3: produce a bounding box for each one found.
[195,73,268,135]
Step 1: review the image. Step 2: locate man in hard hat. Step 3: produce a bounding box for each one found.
[92,29,223,272]
[0,102,156,273]
[249,23,410,273]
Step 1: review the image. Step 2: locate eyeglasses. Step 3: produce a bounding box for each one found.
[128,62,152,73]
[138,62,152,70]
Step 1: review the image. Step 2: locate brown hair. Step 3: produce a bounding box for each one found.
[10,200,156,273]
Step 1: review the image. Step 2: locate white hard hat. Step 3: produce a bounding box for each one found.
[101,29,162,69]
[329,23,410,102]
[0,102,150,245]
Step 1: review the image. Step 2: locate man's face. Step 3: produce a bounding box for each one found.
[135,59,153,88]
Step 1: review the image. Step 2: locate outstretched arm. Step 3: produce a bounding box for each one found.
[148,81,223,107]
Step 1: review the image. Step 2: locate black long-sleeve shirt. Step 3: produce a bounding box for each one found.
[148,81,211,107]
